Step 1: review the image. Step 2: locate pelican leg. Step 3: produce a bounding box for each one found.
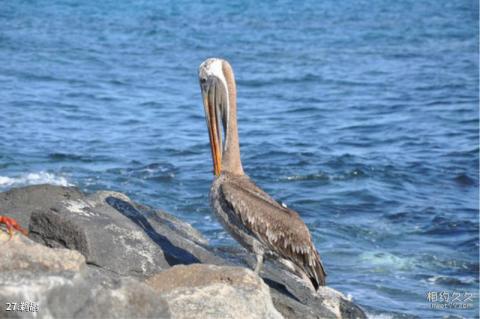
[254,252,264,274]
[251,241,265,274]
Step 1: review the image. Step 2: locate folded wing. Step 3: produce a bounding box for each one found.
[219,176,326,288]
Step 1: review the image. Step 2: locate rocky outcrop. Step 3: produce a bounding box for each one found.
[147,264,282,319]
[0,232,170,319]
[0,231,85,273]
[28,189,222,277]
[0,184,366,319]
[0,184,85,229]
[216,247,366,319]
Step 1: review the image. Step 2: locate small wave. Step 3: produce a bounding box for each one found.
[48,153,112,163]
[420,216,476,236]
[0,172,72,190]
[359,251,413,271]
[49,153,86,161]
[365,313,394,319]
[283,169,366,182]
[453,173,476,187]
[106,163,177,182]
[285,172,330,181]
[425,275,478,286]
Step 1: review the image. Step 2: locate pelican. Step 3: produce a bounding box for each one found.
[198,58,326,290]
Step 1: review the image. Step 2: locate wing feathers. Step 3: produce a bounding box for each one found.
[220,176,326,288]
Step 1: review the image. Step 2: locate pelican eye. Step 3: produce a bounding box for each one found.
[200,77,207,84]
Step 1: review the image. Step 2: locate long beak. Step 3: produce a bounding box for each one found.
[202,85,222,176]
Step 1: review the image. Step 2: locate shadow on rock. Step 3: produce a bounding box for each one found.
[105,196,200,267]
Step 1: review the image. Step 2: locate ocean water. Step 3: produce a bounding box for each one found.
[0,1,478,318]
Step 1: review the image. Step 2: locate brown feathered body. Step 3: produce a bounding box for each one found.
[210,172,326,289]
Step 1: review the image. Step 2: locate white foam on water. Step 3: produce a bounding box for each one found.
[0,172,72,190]
[359,251,412,270]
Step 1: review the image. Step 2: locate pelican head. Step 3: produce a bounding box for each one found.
[199,58,237,176]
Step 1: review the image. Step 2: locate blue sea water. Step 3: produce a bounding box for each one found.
[0,1,478,317]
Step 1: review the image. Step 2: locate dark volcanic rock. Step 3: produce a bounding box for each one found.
[267,267,366,319]
[0,184,84,230]
[19,188,222,277]
[0,185,366,319]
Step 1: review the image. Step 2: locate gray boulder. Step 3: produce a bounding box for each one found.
[216,246,367,319]
[146,264,283,319]
[0,184,84,230]
[0,230,85,273]
[20,187,222,277]
[0,232,170,319]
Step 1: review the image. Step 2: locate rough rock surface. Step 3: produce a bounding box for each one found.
[147,264,283,319]
[0,232,85,273]
[25,187,222,277]
[0,185,367,319]
[217,246,367,319]
[0,232,170,319]
[0,184,85,230]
